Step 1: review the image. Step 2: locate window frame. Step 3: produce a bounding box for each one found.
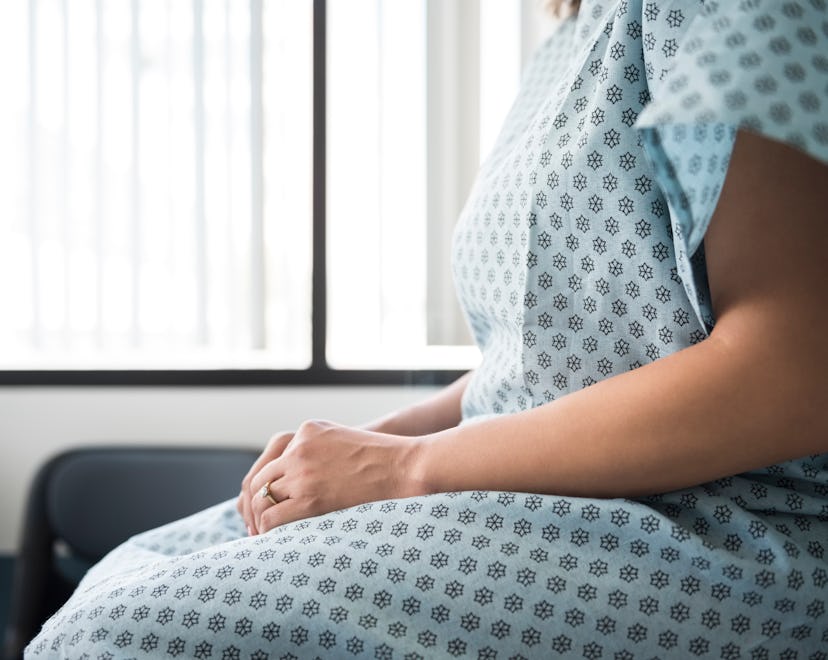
[0,0,466,388]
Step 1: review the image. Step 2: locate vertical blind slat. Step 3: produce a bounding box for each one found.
[425,0,479,347]
[28,0,37,342]
[130,0,142,347]
[249,0,265,350]
[193,0,208,345]
[28,0,41,348]
[224,0,234,346]
[95,0,104,347]
[61,0,70,346]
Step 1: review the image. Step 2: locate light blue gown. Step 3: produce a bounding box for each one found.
[28,1,828,657]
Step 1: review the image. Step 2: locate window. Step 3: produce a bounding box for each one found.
[0,0,313,372]
[0,0,551,383]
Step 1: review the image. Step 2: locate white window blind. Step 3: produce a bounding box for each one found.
[0,0,313,370]
[0,0,552,374]
[326,0,526,370]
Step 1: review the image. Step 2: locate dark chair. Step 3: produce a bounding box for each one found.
[3,446,260,660]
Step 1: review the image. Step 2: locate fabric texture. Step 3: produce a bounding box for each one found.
[635,0,828,330]
[27,1,828,658]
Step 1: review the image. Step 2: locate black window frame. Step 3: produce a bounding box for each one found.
[0,0,466,388]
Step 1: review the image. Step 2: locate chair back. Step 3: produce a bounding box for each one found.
[4,446,258,660]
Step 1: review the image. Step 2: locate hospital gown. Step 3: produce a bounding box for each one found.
[28,0,828,657]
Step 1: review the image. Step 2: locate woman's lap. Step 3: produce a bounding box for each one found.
[26,489,828,658]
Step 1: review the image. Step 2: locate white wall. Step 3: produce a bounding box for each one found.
[0,385,437,553]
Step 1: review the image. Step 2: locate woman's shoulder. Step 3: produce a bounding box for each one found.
[638,0,828,165]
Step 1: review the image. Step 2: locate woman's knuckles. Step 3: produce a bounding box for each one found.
[296,419,337,438]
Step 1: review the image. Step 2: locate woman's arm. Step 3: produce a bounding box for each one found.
[413,129,828,497]
[248,130,828,532]
[362,371,473,436]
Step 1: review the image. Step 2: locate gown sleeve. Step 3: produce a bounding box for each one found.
[633,0,828,331]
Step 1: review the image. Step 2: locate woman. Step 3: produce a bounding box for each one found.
[28,0,828,657]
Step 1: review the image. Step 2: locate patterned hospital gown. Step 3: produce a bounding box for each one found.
[28,1,828,658]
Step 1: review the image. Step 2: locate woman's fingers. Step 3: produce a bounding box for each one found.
[243,432,294,491]
[258,496,307,534]
[247,459,286,534]
[249,469,290,533]
[239,432,294,534]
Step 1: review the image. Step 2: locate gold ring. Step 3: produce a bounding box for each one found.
[259,481,278,505]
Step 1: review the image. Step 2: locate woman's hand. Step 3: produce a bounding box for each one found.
[236,371,471,535]
[243,420,425,535]
[237,431,295,534]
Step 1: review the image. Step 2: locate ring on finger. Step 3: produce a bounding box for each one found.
[259,481,279,506]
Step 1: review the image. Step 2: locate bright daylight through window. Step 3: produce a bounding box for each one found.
[0,0,537,376]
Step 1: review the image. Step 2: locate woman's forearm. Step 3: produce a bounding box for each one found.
[363,371,473,437]
[411,331,827,499]
[404,131,828,501]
